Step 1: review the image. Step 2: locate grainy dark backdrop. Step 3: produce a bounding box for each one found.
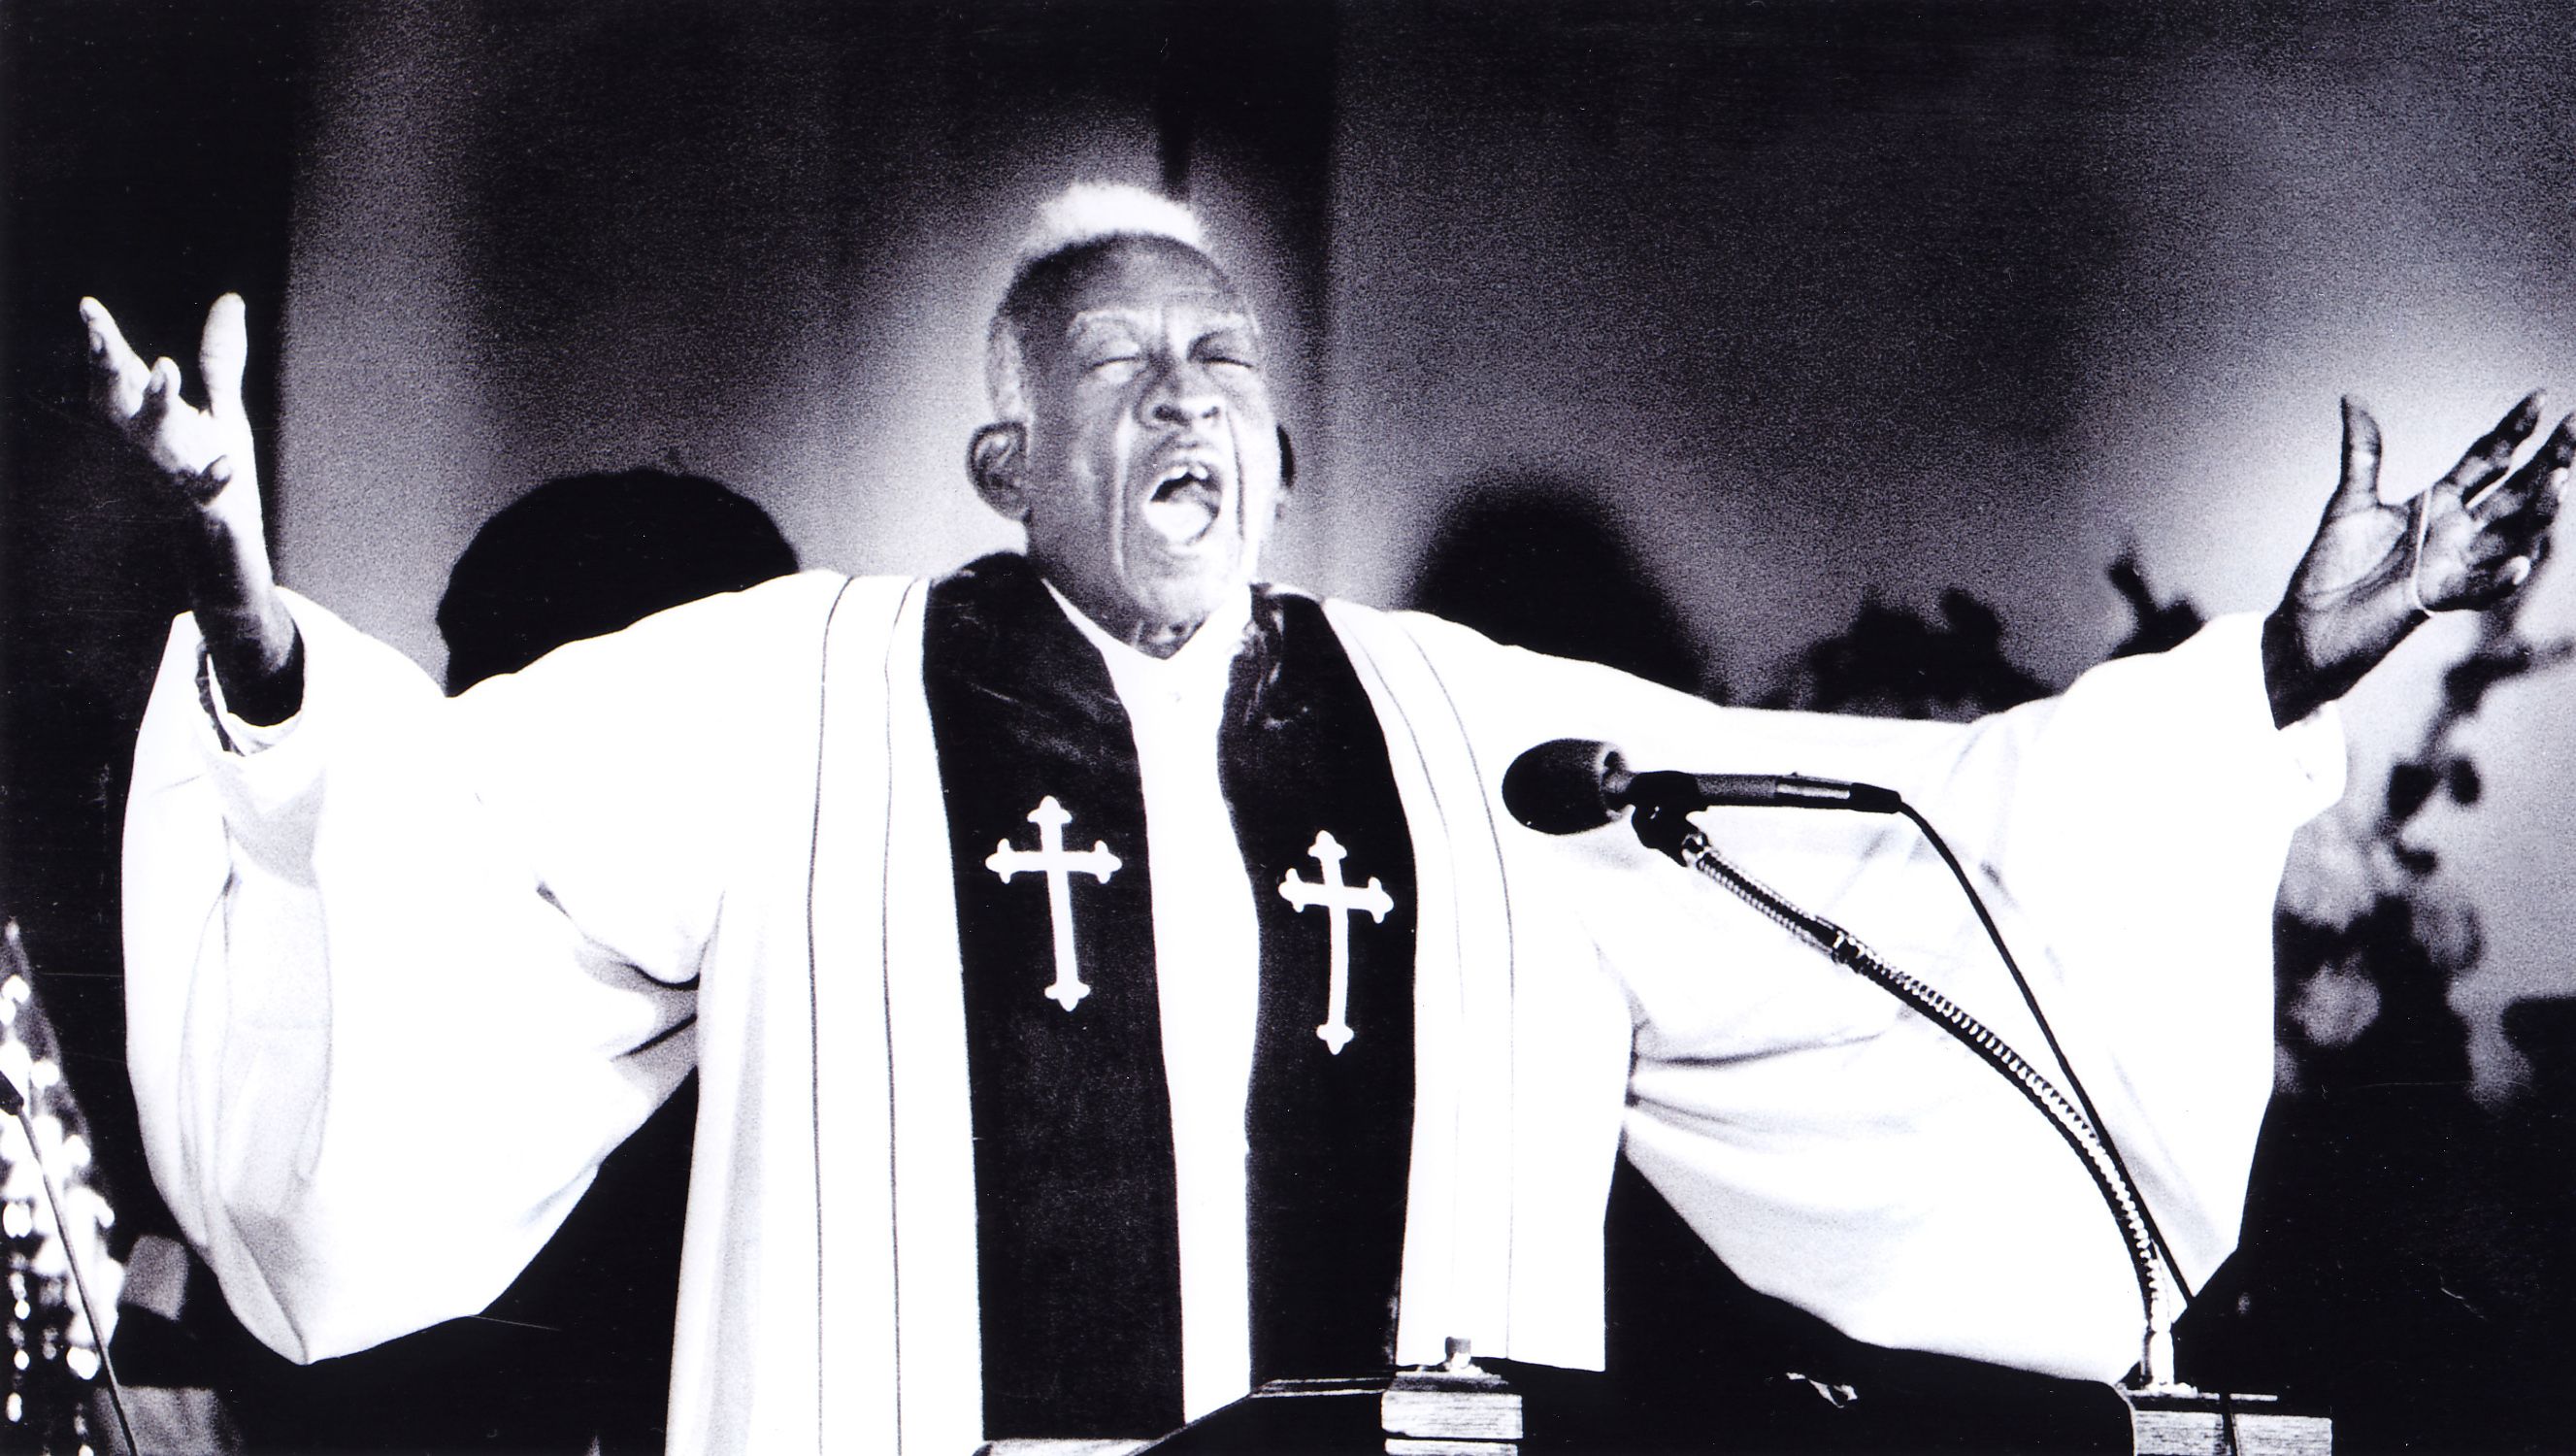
[9,0,2576,1447]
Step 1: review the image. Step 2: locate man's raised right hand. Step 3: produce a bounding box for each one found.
[83,294,303,725]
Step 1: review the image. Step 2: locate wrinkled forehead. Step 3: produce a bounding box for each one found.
[1005,235,1255,350]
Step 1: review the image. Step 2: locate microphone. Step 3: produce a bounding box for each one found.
[1501,738,1901,835]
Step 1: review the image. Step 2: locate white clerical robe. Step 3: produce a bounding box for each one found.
[122,570,2341,1454]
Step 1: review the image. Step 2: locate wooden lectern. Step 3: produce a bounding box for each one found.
[1114,1364,2335,1455]
[2123,1386,2332,1455]
[1139,1343,1522,1455]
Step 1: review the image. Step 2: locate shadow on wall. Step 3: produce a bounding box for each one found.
[1756,589,2050,722]
[1404,478,2074,722]
[1403,480,1713,700]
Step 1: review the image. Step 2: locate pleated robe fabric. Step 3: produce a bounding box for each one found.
[121,568,2341,1454]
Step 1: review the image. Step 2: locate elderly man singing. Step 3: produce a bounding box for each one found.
[90,183,2562,1453]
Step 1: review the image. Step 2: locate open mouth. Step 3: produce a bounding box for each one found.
[1140,461,1223,546]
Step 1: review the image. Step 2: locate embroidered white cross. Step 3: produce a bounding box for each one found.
[986,796,1122,1011]
[1278,830,1395,1054]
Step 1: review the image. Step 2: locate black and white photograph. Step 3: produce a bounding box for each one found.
[7,2,2576,1452]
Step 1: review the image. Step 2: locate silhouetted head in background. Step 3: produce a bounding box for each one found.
[1406,482,1706,697]
[437,468,800,693]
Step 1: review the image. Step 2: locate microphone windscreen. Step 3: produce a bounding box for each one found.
[1503,739,1627,834]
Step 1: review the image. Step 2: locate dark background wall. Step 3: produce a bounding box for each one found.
[243,0,2576,1097]
[1307,0,2576,1098]
[9,0,2576,1442]
[4,0,308,1254]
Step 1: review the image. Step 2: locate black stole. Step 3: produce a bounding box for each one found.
[922,554,1417,1439]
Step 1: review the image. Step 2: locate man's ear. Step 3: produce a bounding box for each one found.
[969,421,1030,521]
[1275,424,1297,495]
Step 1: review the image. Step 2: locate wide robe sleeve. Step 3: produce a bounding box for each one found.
[122,573,847,1364]
[1395,611,2343,1383]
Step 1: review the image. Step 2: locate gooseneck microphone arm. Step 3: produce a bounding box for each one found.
[1503,739,2180,1384]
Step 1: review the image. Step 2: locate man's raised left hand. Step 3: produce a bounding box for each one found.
[2263,392,2570,727]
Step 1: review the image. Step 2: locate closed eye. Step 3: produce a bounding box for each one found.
[1195,322,1261,370]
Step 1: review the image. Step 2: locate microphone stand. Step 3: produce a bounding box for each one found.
[1503,740,2331,1450]
[1616,783,2333,1455]
[1617,789,2176,1386]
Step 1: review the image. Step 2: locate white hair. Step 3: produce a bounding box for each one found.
[985,182,1220,424]
[1013,182,1206,270]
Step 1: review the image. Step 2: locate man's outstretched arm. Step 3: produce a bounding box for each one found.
[87,295,760,1362]
[2265,392,2571,727]
[82,293,303,726]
